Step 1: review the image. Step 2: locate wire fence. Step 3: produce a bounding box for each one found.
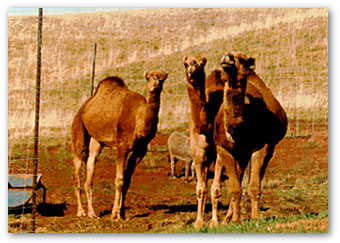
[8,8,328,232]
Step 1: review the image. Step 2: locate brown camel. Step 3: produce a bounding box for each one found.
[183,55,216,228]
[71,70,168,220]
[209,52,287,227]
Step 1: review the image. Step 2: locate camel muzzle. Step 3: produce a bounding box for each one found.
[220,53,235,69]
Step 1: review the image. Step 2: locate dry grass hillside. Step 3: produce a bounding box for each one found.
[8,8,328,142]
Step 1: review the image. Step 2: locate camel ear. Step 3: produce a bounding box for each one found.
[161,72,168,81]
[144,71,149,81]
[248,57,255,70]
[183,56,188,66]
[202,57,207,67]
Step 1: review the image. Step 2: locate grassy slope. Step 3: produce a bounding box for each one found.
[8,8,328,140]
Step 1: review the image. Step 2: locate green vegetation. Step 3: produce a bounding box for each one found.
[174,211,328,233]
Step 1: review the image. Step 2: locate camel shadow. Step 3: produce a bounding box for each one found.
[149,202,228,214]
[99,207,132,218]
[8,202,68,217]
[37,202,68,217]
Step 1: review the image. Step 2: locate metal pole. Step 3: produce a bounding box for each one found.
[90,42,97,96]
[31,8,43,233]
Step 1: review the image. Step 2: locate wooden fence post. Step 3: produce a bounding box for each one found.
[90,42,97,96]
[31,7,43,233]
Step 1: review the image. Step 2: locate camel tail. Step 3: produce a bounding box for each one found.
[71,110,90,162]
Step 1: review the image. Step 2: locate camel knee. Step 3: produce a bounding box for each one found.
[247,186,261,200]
[211,184,221,199]
[73,171,81,186]
[229,187,242,202]
[115,176,124,191]
[196,186,207,200]
[73,157,83,182]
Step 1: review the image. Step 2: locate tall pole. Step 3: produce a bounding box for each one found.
[90,42,97,96]
[31,8,43,233]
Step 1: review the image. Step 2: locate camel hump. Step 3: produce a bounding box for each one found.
[91,76,127,96]
[98,76,126,89]
[206,70,224,94]
[247,72,287,121]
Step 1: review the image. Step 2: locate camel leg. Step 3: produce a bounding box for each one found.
[184,159,190,182]
[111,145,128,221]
[111,146,147,221]
[121,148,147,217]
[247,144,275,220]
[73,156,86,217]
[191,161,195,180]
[170,154,177,178]
[223,171,243,224]
[210,155,223,228]
[219,150,244,224]
[194,157,208,229]
[84,138,102,218]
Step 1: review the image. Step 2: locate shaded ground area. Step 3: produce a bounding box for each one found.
[8,130,328,233]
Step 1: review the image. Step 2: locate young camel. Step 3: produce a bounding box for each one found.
[71,70,168,220]
[183,55,217,228]
[209,52,287,227]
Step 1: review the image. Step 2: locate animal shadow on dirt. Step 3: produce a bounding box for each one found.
[149,201,228,214]
[99,207,149,218]
[168,168,228,181]
[8,202,68,217]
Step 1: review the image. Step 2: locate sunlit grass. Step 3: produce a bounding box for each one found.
[8,8,328,142]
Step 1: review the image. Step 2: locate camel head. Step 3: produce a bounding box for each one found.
[221,52,255,122]
[144,70,168,93]
[183,55,207,86]
[220,51,255,90]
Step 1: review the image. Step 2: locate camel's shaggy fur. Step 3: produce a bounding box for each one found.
[167,131,195,182]
[209,52,287,227]
[71,70,167,220]
[183,55,217,228]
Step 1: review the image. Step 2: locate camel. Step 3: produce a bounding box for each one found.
[183,55,217,228]
[71,70,168,220]
[167,131,195,182]
[209,52,287,227]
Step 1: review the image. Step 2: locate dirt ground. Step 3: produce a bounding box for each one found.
[8,129,328,233]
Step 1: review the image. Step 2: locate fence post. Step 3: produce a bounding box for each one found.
[31,8,43,233]
[90,42,97,96]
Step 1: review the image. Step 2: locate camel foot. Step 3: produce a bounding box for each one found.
[209,219,219,228]
[87,212,98,218]
[251,211,260,221]
[222,216,240,225]
[76,208,86,217]
[111,211,125,222]
[194,219,204,229]
[222,215,232,225]
[111,217,124,223]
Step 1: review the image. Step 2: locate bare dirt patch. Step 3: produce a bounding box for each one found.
[8,130,328,233]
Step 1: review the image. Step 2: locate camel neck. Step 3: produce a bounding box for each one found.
[146,91,161,112]
[137,91,161,138]
[223,77,246,128]
[187,75,210,133]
